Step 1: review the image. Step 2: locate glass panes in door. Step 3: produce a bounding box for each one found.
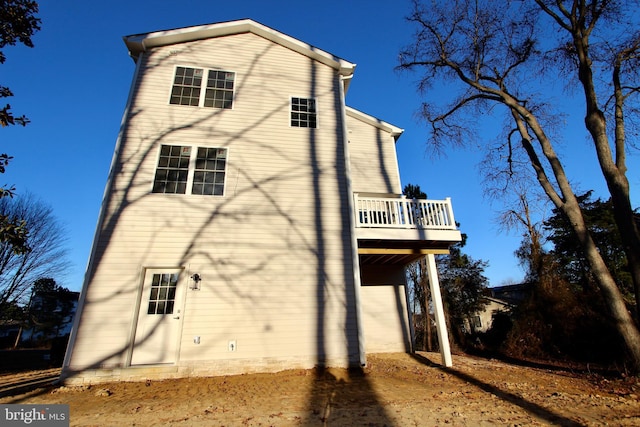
[147,273,178,315]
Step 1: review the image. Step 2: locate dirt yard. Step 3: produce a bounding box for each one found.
[2,352,640,426]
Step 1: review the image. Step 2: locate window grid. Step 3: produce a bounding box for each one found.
[192,147,227,195]
[152,145,228,196]
[204,71,235,109]
[147,273,178,315]
[291,97,317,128]
[152,145,191,194]
[170,67,203,106]
[170,67,235,109]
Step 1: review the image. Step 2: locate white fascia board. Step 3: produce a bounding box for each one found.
[345,106,404,140]
[123,19,356,76]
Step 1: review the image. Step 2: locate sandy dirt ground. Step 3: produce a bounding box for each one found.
[2,352,640,426]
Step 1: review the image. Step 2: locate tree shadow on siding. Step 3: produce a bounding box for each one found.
[62,41,301,373]
[62,30,395,424]
[301,58,393,425]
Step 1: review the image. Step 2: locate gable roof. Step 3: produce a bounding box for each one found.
[123,19,356,78]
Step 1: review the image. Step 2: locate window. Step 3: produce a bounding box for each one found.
[472,316,482,330]
[291,97,317,128]
[192,147,227,196]
[204,71,235,109]
[147,273,178,315]
[170,66,235,109]
[153,144,228,196]
[153,145,191,194]
[170,67,203,106]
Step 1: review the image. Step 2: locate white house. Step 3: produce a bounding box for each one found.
[62,19,462,384]
[465,297,513,334]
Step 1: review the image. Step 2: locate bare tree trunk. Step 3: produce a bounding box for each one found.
[533,0,640,326]
[612,47,640,323]
[398,0,640,371]
[590,118,640,324]
[13,325,22,349]
[511,107,640,372]
[574,31,640,325]
[426,313,432,351]
[422,316,428,351]
[420,257,432,351]
[564,198,640,370]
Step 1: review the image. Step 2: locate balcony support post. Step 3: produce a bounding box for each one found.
[445,197,456,227]
[425,253,452,367]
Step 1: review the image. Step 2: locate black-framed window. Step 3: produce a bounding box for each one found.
[170,66,235,109]
[204,71,235,109]
[153,144,228,196]
[192,147,227,196]
[170,67,203,106]
[291,97,317,128]
[147,273,178,315]
[152,145,191,194]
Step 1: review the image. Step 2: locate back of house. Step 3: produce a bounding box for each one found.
[63,19,461,384]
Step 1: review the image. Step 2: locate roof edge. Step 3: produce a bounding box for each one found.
[123,19,356,75]
[345,106,404,139]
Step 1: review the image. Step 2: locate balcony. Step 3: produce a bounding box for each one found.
[355,194,457,230]
[354,193,462,264]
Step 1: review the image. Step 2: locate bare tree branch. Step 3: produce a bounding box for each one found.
[399,0,640,372]
[0,193,70,311]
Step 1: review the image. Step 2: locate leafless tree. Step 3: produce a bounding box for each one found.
[398,0,640,371]
[406,257,433,351]
[0,193,70,312]
[499,185,550,283]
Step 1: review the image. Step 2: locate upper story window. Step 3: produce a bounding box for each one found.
[153,145,191,194]
[170,66,235,109]
[291,97,317,128]
[152,144,228,196]
[204,70,235,109]
[192,147,227,196]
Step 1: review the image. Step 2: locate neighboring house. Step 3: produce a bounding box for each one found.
[0,320,21,348]
[490,283,532,305]
[464,297,513,334]
[63,19,462,384]
[1,290,78,350]
[464,284,532,334]
[20,291,80,344]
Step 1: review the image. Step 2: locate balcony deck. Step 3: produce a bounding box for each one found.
[354,194,462,265]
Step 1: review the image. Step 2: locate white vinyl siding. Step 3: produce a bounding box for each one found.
[68,32,359,371]
[358,264,412,353]
[360,284,411,353]
[346,113,402,195]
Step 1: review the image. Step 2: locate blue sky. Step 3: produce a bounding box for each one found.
[3,0,638,292]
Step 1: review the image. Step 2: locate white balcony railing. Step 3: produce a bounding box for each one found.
[354,194,457,230]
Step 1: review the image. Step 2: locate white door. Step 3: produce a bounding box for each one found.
[131,269,184,365]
